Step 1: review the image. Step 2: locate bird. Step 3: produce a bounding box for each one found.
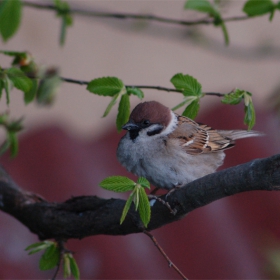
[117,101,262,190]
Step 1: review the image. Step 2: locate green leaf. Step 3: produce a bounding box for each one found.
[102,93,119,117]
[137,177,150,189]
[68,254,80,280]
[87,77,125,96]
[37,73,61,105]
[6,67,33,93]
[63,253,71,278]
[243,0,275,17]
[170,73,202,97]
[25,241,52,255]
[0,50,26,57]
[6,118,23,132]
[100,176,136,192]
[116,93,130,132]
[244,94,256,130]
[39,243,60,270]
[126,87,144,99]
[0,0,22,41]
[221,89,244,105]
[24,79,38,104]
[120,191,135,224]
[182,99,200,119]
[134,187,140,210]
[0,79,4,99]
[172,95,197,111]
[184,0,219,17]
[220,21,229,45]
[138,186,151,227]
[3,75,12,104]
[8,132,18,157]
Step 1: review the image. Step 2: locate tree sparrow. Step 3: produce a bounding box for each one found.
[117,101,262,190]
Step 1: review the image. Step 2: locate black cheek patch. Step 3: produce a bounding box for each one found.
[147,126,163,136]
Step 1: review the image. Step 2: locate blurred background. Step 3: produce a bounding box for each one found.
[0,0,280,278]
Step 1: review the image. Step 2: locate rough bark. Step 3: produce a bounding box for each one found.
[0,154,279,240]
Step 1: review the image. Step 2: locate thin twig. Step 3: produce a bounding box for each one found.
[144,230,188,280]
[60,76,225,97]
[22,1,249,26]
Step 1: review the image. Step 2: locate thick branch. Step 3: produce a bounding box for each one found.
[0,154,279,240]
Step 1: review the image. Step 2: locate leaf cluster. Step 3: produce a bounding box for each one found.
[0,51,61,106]
[221,89,255,130]
[25,241,80,280]
[87,77,144,132]
[100,176,151,227]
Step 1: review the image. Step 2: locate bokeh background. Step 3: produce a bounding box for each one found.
[0,0,280,278]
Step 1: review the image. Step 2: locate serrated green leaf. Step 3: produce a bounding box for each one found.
[221,89,244,105]
[100,176,136,192]
[87,77,125,96]
[244,99,256,130]
[243,0,275,17]
[170,73,202,97]
[116,93,130,132]
[120,191,135,224]
[39,243,60,271]
[0,0,22,41]
[137,177,150,189]
[103,93,119,117]
[138,186,151,227]
[184,0,219,17]
[6,67,33,93]
[182,99,200,119]
[24,79,38,104]
[68,254,80,280]
[126,87,144,99]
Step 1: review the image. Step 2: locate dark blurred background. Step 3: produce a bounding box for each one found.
[0,0,280,279]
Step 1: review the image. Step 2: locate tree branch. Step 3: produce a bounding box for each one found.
[60,76,225,97]
[0,154,279,240]
[22,1,249,26]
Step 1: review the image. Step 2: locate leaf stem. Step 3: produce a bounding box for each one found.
[144,230,188,280]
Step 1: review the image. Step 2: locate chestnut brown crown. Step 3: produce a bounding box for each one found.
[129,101,171,127]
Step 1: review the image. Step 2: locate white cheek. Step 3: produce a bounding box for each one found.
[160,111,177,136]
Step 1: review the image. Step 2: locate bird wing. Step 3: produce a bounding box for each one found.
[168,115,234,155]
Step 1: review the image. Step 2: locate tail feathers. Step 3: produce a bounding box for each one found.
[217,130,264,141]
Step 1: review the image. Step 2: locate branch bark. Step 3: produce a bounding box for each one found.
[0,154,279,240]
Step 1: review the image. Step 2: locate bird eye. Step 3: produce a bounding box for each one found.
[142,120,150,126]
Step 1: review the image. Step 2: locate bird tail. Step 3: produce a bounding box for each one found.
[217,130,264,140]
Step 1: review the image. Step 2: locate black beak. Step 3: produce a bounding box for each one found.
[122,122,140,131]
